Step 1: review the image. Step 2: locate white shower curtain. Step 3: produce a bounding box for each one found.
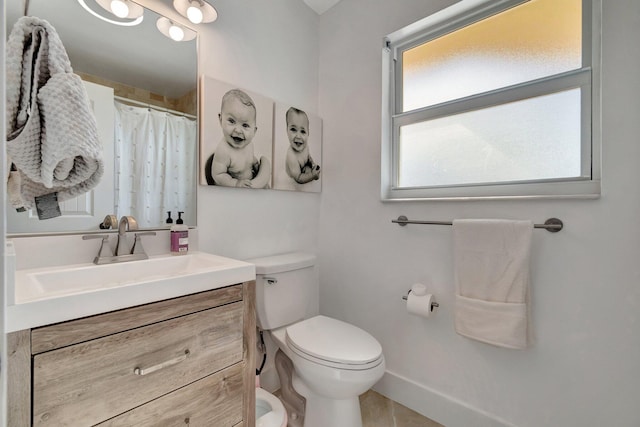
[114,101,197,228]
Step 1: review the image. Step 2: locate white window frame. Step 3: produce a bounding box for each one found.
[381,0,601,201]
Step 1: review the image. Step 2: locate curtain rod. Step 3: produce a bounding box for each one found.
[114,96,196,119]
[391,216,563,233]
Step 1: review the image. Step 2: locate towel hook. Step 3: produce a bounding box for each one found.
[23,0,30,16]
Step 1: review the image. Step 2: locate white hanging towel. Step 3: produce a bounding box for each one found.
[452,219,533,349]
[5,16,103,210]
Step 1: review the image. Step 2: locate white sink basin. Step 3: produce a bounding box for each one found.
[8,251,255,332]
[15,252,250,303]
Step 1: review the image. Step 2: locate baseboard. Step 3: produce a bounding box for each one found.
[373,370,517,427]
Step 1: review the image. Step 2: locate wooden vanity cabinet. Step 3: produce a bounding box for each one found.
[7,281,256,427]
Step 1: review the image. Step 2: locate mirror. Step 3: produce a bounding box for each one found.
[6,0,198,234]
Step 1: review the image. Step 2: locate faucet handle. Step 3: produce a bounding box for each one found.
[99,215,118,229]
[82,234,113,259]
[131,232,156,255]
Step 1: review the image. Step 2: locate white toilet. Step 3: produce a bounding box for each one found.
[249,252,385,427]
[256,387,288,427]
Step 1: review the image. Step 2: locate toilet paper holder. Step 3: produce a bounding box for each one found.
[402,289,440,311]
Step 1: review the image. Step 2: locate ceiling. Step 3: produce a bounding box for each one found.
[303,0,343,15]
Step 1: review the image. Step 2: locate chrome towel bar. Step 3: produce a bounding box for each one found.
[392,216,563,233]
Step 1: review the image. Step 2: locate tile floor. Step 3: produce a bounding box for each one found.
[274,388,444,426]
[360,390,444,427]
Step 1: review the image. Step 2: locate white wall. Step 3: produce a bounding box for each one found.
[317,1,640,427]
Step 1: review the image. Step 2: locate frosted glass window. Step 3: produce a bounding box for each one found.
[382,0,600,200]
[398,89,582,188]
[402,0,582,112]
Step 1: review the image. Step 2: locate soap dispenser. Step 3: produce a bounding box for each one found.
[170,211,188,255]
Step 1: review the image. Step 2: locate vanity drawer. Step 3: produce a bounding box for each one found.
[31,285,243,354]
[96,362,244,426]
[32,301,243,426]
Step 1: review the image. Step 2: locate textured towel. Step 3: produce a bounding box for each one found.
[5,16,103,210]
[453,219,533,349]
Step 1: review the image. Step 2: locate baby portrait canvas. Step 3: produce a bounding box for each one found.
[272,103,322,193]
[200,76,273,189]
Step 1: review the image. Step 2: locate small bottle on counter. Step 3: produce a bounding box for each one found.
[170,211,188,255]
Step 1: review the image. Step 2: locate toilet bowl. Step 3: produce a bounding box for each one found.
[256,387,287,427]
[271,316,385,427]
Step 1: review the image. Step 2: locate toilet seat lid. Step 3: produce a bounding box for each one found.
[285,315,382,366]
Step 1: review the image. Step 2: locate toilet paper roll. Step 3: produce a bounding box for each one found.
[411,283,428,296]
[406,292,435,318]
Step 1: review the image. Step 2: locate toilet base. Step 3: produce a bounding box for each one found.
[292,375,363,427]
[275,349,305,427]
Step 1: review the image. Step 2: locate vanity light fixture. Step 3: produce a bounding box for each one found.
[95,0,144,19]
[187,5,204,24]
[170,24,184,41]
[156,17,197,42]
[109,0,130,18]
[78,0,144,26]
[173,0,218,24]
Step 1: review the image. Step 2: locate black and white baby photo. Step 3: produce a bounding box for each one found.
[200,76,273,189]
[273,102,322,193]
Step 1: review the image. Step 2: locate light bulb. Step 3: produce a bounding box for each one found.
[186,5,204,24]
[168,24,185,41]
[110,0,129,18]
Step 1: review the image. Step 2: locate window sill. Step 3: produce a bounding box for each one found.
[381,180,601,201]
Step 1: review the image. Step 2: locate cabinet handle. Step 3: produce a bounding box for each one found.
[134,349,190,376]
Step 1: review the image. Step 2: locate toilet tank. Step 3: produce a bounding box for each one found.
[247,252,317,330]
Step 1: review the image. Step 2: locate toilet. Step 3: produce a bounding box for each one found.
[249,252,385,427]
[256,387,288,427]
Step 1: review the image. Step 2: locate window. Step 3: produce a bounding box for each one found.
[381,0,601,200]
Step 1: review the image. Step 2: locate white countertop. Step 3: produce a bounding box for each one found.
[6,249,255,332]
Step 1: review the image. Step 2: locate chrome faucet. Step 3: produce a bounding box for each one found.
[83,215,156,265]
[116,215,139,256]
